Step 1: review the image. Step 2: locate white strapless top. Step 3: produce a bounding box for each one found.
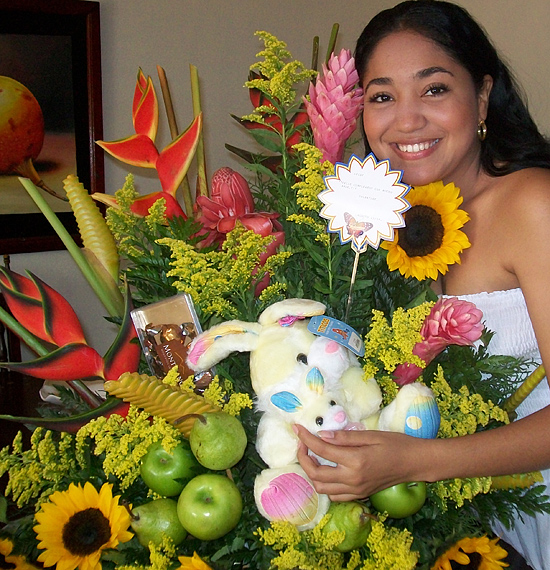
[453,288,549,570]
[458,288,540,362]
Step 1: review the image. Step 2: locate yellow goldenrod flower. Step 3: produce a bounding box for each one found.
[247,32,315,106]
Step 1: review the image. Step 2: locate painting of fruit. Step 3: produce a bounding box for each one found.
[0,1,103,253]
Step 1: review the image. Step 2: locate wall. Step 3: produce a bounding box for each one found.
[8,0,550,353]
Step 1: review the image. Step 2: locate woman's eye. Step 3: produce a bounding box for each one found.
[315,416,324,426]
[368,92,392,103]
[425,83,448,96]
[297,353,308,364]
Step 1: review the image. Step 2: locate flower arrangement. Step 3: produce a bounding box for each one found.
[0,28,549,570]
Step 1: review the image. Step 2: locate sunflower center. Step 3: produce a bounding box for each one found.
[62,508,111,556]
[399,204,444,257]
[451,551,481,569]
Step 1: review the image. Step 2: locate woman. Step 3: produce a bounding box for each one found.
[294,2,550,568]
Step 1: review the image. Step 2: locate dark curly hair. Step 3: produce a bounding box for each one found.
[354,0,550,175]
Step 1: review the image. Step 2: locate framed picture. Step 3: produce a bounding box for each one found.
[0,0,104,254]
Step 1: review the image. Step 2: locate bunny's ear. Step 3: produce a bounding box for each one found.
[259,299,326,326]
[271,391,302,413]
[305,367,324,394]
[187,319,263,372]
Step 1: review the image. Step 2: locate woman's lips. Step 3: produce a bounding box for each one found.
[395,138,440,154]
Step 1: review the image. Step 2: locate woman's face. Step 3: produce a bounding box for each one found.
[361,31,492,188]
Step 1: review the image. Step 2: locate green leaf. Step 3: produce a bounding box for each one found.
[247,128,283,153]
[0,496,7,523]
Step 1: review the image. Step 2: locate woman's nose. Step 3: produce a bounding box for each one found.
[393,99,427,132]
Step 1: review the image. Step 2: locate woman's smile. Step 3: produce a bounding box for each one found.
[395,139,440,154]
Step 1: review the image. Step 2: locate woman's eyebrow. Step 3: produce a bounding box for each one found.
[364,66,454,90]
[416,66,454,79]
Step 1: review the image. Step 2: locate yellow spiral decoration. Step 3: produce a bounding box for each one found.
[490,471,543,490]
[63,174,119,282]
[105,372,221,437]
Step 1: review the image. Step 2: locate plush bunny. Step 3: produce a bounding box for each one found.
[255,335,380,469]
[187,298,328,396]
[186,299,440,530]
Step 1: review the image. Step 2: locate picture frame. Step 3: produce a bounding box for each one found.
[0,0,104,254]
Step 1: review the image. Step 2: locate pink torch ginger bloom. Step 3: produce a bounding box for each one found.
[394,297,484,385]
[196,167,284,248]
[195,167,285,294]
[304,49,363,165]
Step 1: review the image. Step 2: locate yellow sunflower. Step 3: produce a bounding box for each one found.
[177,552,213,570]
[33,482,133,570]
[382,181,471,281]
[431,535,509,570]
[0,536,42,570]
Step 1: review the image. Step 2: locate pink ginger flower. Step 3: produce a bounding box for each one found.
[196,167,284,248]
[195,167,285,294]
[394,297,484,385]
[303,49,364,165]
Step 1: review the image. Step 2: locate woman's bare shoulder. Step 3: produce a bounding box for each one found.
[491,168,550,222]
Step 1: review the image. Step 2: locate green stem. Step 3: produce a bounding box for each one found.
[325,23,340,64]
[19,178,122,318]
[326,239,334,292]
[311,35,320,72]
[156,65,195,215]
[190,64,208,198]
[0,305,48,356]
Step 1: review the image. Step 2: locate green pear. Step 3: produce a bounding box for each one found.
[322,501,374,552]
[189,412,247,470]
[130,498,187,548]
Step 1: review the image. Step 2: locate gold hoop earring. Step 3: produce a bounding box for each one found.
[477,119,487,141]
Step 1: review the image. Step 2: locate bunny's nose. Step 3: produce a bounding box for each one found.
[334,410,347,424]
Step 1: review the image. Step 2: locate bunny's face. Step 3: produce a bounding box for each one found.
[266,360,350,435]
[296,394,349,434]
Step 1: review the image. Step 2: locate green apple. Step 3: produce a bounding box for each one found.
[322,501,374,552]
[140,441,201,496]
[189,412,247,471]
[177,473,242,540]
[130,498,187,547]
[369,481,427,519]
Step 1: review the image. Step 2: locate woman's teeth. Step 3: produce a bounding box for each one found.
[397,139,439,153]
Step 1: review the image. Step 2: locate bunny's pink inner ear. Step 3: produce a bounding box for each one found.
[278,315,305,327]
[305,367,324,393]
[271,391,302,412]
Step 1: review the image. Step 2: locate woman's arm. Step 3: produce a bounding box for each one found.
[295,405,550,501]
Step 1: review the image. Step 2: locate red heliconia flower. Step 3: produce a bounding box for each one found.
[93,68,202,218]
[394,297,484,385]
[195,167,284,248]
[0,268,140,385]
[0,268,87,347]
[93,190,187,220]
[304,49,363,165]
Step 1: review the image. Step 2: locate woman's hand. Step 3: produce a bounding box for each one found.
[294,425,427,501]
